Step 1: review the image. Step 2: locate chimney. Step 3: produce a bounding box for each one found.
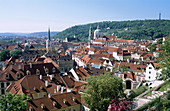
[48,93,51,98]
[49,75,53,80]
[45,80,49,87]
[30,63,32,68]
[61,87,64,93]
[10,65,12,70]
[57,85,61,92]
[19,65,21,70]
[39,75,42,80]
[54,89,56,93]
[72,97,76,102]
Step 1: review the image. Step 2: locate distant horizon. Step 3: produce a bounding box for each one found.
[1,19,170,33]
[0,0,170,33]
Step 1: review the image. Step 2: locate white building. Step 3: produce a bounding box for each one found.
[144,63,162,81]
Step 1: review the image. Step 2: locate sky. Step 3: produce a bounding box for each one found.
[0,0,170,33]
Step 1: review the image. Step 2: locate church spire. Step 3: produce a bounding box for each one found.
[48,27,51,41]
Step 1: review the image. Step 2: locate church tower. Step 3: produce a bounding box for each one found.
[46,27,51,52]
[94,25,103,39]
[88,26,93,47]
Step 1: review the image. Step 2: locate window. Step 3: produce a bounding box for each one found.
[120,75,123,79]
[52,67,56,73]
[7,82,10,86]
[17,73,21,78]
[1,83,4,88]
[26,70,31,75]
[149,67,152,69]
[45,68,49,74]
[34,94,38,99]
[1,89,5,94]
[149,76,151,79]
[5,73,9,79]
[73,107,76,111]
[39,93,42,98]
[149,71,151,74]
[36,69,40,75]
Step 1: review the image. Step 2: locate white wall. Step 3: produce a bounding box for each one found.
[144,63,162,81]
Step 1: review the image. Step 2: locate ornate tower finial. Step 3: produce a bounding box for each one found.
[97,25,99,29]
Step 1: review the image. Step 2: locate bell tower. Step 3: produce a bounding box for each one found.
[46,27,51,52]
[88,26,93,48]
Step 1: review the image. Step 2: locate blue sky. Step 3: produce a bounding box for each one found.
[0,0,169,32]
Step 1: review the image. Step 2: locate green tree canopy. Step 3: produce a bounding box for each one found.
[53,20,170,42]
[0,49,10,61]
[157,38,163,44]
[83,73,124,111]
[10,50,22,59]
[149,44,156,52]
[158,36,170,80]
[0,92,29,111]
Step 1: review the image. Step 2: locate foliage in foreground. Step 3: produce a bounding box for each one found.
[0,92,29,111]
[83,73,124,111]
[109,98,133,111]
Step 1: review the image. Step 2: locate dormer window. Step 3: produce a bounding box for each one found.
[26,70,31,75]
[53,101,57,107]
[17,73,21,79]
[63,99,67,104]
[36,69,40,75]
[72,97,76,102]
[29,106,34,111]
[52,67,56,73]
[45,68,49,74]
[5,73,10,79]
[41,104,45,109]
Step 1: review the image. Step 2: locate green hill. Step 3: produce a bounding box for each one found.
[53,20,170,42]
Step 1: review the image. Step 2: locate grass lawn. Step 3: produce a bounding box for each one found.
[158,80,170,91]
[145,91,152,96]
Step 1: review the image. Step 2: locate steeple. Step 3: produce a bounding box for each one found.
[88,26,93,48]
[46,27,51,52]
[159,13,161,20]
[48,27,51,41]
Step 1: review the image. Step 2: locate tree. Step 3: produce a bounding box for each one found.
[149,44,156,52]
[109,98,133,111]
[0,92,29,111]
[83,73,124,111]
[10,50,22,59]
[158,36,170,80]
[157,38,163,44]
[0,49,10,61]
[120,65,128,73]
